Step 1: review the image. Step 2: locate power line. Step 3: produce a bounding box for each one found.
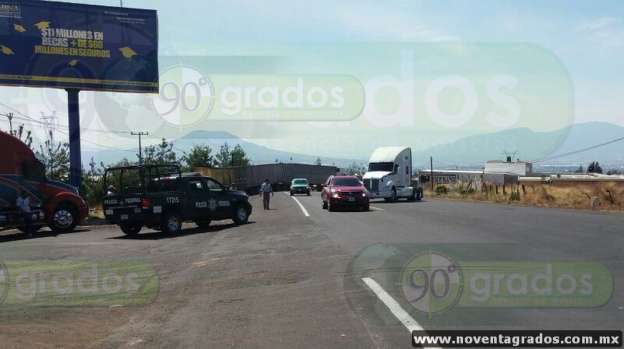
[1,113,136,153]
[0,108,130,134]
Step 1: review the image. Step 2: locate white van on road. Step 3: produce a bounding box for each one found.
[362,147,422,202]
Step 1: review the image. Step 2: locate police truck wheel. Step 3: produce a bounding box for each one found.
[232,205,249,225]
[161,212,182,234]
[50,204,77,234]
[120,223,142,236]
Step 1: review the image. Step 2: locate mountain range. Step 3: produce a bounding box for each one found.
[83,122,624,170]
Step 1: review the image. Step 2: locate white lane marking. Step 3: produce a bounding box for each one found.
[287,193,310,217]
[369,206,384,211]
[361,277,441,349]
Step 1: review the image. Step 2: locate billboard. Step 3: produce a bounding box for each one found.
[0,0,158,93]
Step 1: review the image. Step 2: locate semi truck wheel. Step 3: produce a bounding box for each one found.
[391,188,397,202]
[408,189,416,201]
[416,188,423,201]
[120,223,142,236]
[50,204,77,234]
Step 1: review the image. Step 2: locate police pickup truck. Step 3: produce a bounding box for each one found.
[103,164,252,236]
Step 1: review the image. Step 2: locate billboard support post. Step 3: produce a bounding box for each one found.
[66,89,82,189]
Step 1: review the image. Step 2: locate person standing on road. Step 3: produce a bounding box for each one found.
[260,179,273,210]
[16,188,33,238]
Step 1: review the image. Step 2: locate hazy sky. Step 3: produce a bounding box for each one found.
[118,0,624,125]
[0,0,622,158]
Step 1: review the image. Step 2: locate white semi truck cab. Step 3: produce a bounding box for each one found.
[363,147,422,202]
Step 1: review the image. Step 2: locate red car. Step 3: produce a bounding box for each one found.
[321,175,369,211]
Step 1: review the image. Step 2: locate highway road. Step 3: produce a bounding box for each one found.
[0,192,622,348]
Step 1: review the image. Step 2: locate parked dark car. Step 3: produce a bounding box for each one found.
[321,175,369,211]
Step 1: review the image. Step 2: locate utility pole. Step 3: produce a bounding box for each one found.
[131,131,149,164]
[430,156,434,191]
[41,111,57,132]
[5,112,13,135]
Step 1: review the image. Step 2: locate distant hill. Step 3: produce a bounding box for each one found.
[412,122,624,168]
[83,122,624,169]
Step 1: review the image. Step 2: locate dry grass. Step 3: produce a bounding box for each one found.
[426,181,624,211]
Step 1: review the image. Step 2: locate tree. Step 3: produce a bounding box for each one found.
[36,130,70,181]
[574,165,584,173]
[183,144,215,171]
[143,138,178,165]
[13,124,33,149]
[315,157,322,166]
[216,143,232,167]
[230,144,250,167]
[587,161,603,174]
[344,162,366,176]
[80,157,106,206]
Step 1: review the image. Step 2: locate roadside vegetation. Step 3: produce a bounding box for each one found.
[427,181,624,211]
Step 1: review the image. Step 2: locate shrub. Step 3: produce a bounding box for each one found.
[435,185,448,195]
[509,191,521,201]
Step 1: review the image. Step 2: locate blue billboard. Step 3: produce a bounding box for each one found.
[0,0,158,93]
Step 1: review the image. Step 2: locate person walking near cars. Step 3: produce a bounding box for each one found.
[16,188,33,237]
[260,179,273,210]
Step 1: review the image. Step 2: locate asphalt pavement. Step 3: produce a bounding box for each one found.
[0,192,622,348]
